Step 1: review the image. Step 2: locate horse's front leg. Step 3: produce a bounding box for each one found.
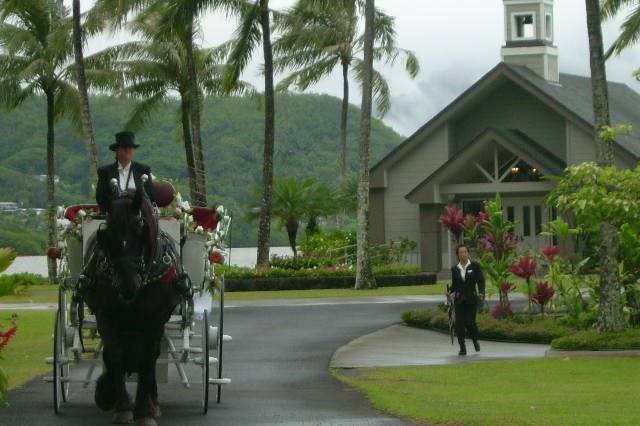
[133,332,162,426]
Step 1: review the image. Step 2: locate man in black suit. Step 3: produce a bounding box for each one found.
[96,131,154,212]
[449,244,485,356]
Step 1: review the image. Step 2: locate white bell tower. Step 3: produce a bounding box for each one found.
[502,0,559,83]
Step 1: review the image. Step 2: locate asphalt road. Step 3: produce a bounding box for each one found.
[1,300,431,426]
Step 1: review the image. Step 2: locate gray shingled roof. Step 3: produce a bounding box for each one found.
[506,64,640,158]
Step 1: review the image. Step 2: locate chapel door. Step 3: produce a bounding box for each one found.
[503,198,551,253]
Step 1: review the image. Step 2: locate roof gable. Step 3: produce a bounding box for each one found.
[371,62,640,188]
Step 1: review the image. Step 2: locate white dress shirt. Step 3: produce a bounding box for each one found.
[456,259,471,282]
[117,161,136,191]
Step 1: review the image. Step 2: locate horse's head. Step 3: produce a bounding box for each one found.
[101,185,150,304]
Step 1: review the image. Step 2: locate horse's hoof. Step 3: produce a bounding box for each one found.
[95,374,117,411]
[112,410,133,424]
[152,404,162,418]
[135,418,157,426]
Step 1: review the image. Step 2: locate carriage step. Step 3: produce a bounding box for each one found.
[209,378,231,385]
[193,356,218,366]
[223,334,232,342]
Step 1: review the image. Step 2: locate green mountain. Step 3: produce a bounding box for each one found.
[0,93,403,252]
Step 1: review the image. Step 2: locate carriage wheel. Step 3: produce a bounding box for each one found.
[201,309,210,414]
[216,280,225,404]
[53,309,69,414]
[57,288,70,402]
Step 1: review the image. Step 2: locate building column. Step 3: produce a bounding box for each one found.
[419,203,445,272]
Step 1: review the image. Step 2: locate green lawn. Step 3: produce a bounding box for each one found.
[0,310,55,390]
[0,285,58,304]
[334,358,640,426]
[0,283,449,304]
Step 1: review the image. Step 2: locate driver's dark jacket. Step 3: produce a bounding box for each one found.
[450,260,485,305]
[96,161,154,212]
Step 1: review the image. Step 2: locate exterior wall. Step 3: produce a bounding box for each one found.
[369,188,386,246]
[451,80,566,159]
[419,204,445,272]
[383,124,449,250]
[504,54,546,79]
[566,121,596,165]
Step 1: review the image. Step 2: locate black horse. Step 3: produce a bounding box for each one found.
[82,180,189,426]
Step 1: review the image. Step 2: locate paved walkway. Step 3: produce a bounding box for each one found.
[331,324,549,368]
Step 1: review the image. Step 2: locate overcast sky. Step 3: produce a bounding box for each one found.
[73,0,640,137]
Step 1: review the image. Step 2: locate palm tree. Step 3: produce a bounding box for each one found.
[0,0,88,281]
[274,0,419,226]
[602,0,640,58]
[249,178,338,256]
[72,0,98,178]
[91,0,220,206]
[222,0,277,268]
[84,14,251,205]
[585,0,625,330]
[354,0,376,289]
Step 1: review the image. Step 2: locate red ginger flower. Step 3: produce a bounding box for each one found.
[476,211,489,223]
[510,256,537,279]
[532,281,556,306]
[439,205,465,240]
[0,324,17,352]
[542,245,561,261]
[500,282,516,294]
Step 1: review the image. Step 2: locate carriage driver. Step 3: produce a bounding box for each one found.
[96,131,155,211]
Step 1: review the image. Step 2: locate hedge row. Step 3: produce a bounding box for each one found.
[551,329,640,351]
[402,308,571,344]
[225,273,437,292]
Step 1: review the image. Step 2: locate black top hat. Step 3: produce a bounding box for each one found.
[109,131,140,151]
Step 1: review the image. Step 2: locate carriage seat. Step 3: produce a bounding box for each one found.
[191,207,220,231]
[64,204,101,223]
[152,180,175,208]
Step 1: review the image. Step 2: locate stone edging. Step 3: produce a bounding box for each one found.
[545,348,640,357]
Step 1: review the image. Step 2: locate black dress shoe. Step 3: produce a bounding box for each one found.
[473,340,481,352]
[458,345,467,356]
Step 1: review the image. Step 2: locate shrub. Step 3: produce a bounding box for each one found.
[0,273,45,297]
[551,328,640,351]
[218,263,421,280]
[299,230,356,266]
[403,308,571,344]
[268,254,321,270]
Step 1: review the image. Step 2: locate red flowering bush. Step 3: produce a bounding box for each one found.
[439,205,465,243]
[542,245,561,262]
[0,315,18,404]
[532,281,556,316]
[492,301,514,319]
[511,256,538,312]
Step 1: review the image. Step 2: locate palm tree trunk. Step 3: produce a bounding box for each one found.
[286,221,298,257]
[337,59,349,229]
[184,20,207,207]
[72,0,98,178]
[180,92,199,204]
[45,88,57,283]
[256,0,276,268]
[585,0,625,331]
[355,0,376,289]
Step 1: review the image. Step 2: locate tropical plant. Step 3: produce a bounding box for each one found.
[511,256,538,312]
[274,0,419,212]
[0,248,16,273]
[221,0,278,267]
[247,178,338,256]
[585,0,626,331]
[602,0,640,58]
[0,314,18,405]
[0,0,91,281]
[354,0,376,289]
[531,281,555,317]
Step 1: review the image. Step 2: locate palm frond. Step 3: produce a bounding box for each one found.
[125,90,167,131]
[54,80,83,131]
[276,55,339,92]
[353,58,391,117]
[604,2,640,58]
[223,1,262,91]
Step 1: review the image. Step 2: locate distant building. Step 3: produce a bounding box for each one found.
[0,202,19,213]
[369,0,640,273]
[35,174,60,184]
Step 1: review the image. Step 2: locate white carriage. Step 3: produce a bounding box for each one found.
[45,182,232,414]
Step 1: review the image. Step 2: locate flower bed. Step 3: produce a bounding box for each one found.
[402,308,571,344]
